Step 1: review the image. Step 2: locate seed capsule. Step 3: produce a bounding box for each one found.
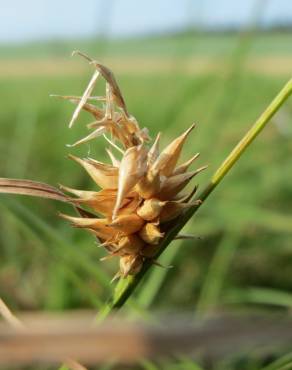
[159,201,200,223]
[116,234,145,255]
[139,223,164,245]
[119,255,144,277]
[137,198,165,221]
[136,171,161,199]
[109,214,145,235]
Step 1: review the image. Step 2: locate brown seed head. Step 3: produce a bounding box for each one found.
[57,54,206,279]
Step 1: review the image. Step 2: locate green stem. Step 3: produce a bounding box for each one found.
[97,78,292,320]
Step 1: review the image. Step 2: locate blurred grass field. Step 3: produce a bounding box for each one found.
[0,31,292,368]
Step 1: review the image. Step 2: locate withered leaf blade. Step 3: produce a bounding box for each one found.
[0,178,69,202]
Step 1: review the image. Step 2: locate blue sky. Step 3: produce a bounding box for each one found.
[1,0,292,43]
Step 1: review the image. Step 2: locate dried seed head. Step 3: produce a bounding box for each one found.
[55,54,206,279]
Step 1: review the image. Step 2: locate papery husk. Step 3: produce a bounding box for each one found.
[106,149,120,167]
[59,213,108,230]
[69,126,107,147]
[147,132,161,167]
[69,69,100,128]
[172,153,200,175]
[135,170,160,199]
[156,171,197,200]
[115,234,145,255]
[137,198,165,221]
[69,155,118,189]
[159,201,201,223]
[139,223,164,245]
[61,186,123,216]
[113,145,147,218]
[119,254,144,277]
[157,166,207,200]
[59,213,119,241]
[151,124,195,177]
[116,194,141,216]
[109,214,145,235]
[51,95,105,120]
[92,62,129,117]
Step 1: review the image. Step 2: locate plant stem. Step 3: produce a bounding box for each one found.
[97,78,292,320]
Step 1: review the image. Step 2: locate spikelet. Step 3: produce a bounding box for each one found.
[58,53,206,279]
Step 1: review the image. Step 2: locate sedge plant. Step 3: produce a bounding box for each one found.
[0,52,291,319]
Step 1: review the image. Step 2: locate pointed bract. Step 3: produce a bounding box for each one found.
[109,214,144,235]
[116,235,145,255]
[157,166,207,200]
[136,170,160,199]
[113,145,147,218]
[151,124,196,177]
[159,200,201,223]
[147,132,161,167]
[69,155,118,189]
[172,153,200,176]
